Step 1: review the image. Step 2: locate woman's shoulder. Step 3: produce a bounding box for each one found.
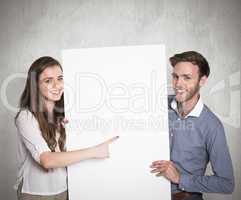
[15,109,36,124]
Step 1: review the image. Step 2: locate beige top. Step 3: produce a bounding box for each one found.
[14,110,67,195]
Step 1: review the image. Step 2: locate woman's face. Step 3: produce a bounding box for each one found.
[38,65,64,103]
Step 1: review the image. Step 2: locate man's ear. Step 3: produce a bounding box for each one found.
[199,75,208,87]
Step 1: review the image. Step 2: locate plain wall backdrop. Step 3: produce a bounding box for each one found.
[0,0,240,200]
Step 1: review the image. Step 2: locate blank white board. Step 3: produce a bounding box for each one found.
[62,45,171,200]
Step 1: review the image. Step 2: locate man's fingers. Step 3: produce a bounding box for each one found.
[150,168,163,173]
[150,166,167,173]
[150,169,158,173]
[156,172,163,177]
[150,163,163,168]
[152,160,163,165]
[150,160,168,168]
[151,160,167,166]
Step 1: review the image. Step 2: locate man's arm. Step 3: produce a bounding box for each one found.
[151,121,235,194]
[178,121,234,193]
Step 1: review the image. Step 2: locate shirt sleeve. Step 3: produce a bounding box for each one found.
[16,110,51,163]
[178,119,235,194]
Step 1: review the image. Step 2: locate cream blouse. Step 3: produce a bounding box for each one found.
[14,110,67,195]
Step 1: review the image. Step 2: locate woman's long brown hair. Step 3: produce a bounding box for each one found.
[15,56,66,152]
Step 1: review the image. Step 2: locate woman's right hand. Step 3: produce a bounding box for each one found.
[92,136,119,159]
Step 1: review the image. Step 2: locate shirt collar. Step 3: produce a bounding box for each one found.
[170,96,204,118]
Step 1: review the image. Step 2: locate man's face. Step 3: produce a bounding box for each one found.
[172,62,206,103]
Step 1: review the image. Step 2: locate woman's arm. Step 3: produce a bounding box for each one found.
[40,136,118,169]
[16,111,118,169]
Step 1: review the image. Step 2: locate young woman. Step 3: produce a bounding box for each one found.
[14,56,118,200]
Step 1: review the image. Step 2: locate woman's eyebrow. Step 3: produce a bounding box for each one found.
[41,74,63,80]
[41,77,53,81]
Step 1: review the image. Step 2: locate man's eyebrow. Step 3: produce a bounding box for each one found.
[182,73,192,76]
[172,73,192,76]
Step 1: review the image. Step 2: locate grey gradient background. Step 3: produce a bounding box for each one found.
[0,0,240,200]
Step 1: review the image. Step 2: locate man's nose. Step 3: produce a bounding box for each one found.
[175,78,184,88]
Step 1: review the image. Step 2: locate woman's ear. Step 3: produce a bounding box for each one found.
[199,75,208,87]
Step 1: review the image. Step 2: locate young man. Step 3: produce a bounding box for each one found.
[150,51,234,200]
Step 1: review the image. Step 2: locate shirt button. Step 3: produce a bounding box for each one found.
[182,188,185,191]
[171,134,173,137]
[177,118,181,121]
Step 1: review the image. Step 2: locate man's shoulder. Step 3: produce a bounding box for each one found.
[201,105,224,128]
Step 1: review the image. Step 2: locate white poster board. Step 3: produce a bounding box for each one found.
[62,45,171,200]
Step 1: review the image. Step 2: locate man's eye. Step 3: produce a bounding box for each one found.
[184,76,191,80]
[45,79,51,84]
[172,74,178,79]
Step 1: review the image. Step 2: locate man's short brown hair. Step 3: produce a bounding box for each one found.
[169,51,210,77]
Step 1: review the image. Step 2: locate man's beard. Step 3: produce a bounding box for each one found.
[175,83,200,103]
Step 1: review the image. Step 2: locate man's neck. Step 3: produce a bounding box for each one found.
[178,94,200,118]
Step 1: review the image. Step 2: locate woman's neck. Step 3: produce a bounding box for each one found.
[43,100,55,122]
[45,101,55,113]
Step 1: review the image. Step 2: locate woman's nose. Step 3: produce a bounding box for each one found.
[53,80,63,89]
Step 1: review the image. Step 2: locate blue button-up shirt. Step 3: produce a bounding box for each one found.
[168,95,234,194]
